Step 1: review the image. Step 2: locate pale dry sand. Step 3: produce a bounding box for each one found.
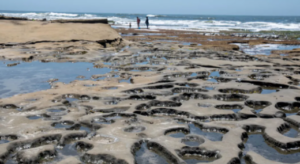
[0,20,120,44]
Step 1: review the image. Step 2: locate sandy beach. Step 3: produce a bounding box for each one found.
[0,17,300,164]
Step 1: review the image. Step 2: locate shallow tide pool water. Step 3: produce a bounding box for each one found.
[244,133,300,163]
[0,61,112,98]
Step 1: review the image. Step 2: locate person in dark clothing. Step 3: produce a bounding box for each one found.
[145,17,149,29]
[137,17,141,29]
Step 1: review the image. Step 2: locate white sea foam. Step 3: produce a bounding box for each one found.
[1,12,300,32]
[147,14,157,17]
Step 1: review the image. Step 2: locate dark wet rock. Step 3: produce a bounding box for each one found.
[275,102,300,113]
[276,123,291,134]
[172,93,211,102]
[6,63,19,67]
[104,97,122,105]
[75,141,94,151]
[257,114,274,119]
[135,103,151,111]
[227,157,241,164]
[163,73,192,79]
[210,114,238,121]
[174,83,199,87]
[214,94,249,101]
[127,95,156,101]
[172,87,208,93]
[124,126,146,133]
[131,140,184,164]
[148,100,182,107]
[240,80,297,89]
[244,100,272,109]
[237,113,257,120]
[164,127,190,136]
[122,88,144,94]
[181,135,205,146]
[0,104,19,109]
[215,104,244,110]
[16,145,56,164]
[248,73,273,80]
[149,79,175,85]
[274,111,286,118]
[187,75,209,81]
[219,88,262,94]
[82,153,129,164]
[177,146,221,160]
[243,154,256,164]
[7,134,62,153]
[151,108,191,117]
[242,125,265,133]
[94,107,130,113]
[144,84,174,90]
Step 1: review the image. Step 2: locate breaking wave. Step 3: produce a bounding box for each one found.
[1,11,300,32]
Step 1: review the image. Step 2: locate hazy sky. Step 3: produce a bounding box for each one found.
[1,0,299,16]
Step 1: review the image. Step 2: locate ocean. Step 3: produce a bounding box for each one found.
[1,10,300,32]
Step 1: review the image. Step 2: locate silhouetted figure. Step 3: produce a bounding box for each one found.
[145,17,149,29]
[129,23,132,29]
[137,17,141,29]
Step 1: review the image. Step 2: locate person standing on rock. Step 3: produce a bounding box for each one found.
[137,17,141,29]
[145,17,149,29]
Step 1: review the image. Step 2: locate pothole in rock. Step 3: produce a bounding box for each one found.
[177,147,221,164]
[166,122,226,141]
[215,104,243,113]
[89,134,118,144]
[0,104,22,111]
[55,143,81,162]
[27,115,43,120]
[245,100,272,114]
[172,87,208,94]
[127,95,156,101]
[240,80,296,94]
[48,108,67,113]
[171,93,211,102]
[275,102,300,116]
[243,131,300,163]
[204,71,232,83]
[175,83,199,88]
[218,88,262,94]
[54,141,93,163]
[133,142,175,164]
[181,135,205,147]
[124,126,146,133]
[203,86,216,90]
[62,94,92,102]
[248,73,274,80]
[0,135,18,145]
[213,94,249,102]
[279,123,300,138]
[50,120,92,133]
[94,107,130,113]
[92,114,124,125]
[144,84,174,90]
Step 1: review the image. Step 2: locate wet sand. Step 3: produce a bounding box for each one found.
[0,19,300,164]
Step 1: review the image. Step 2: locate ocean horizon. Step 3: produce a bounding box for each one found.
[1,10,300,32]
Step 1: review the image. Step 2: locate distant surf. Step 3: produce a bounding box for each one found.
[1,11,300,32]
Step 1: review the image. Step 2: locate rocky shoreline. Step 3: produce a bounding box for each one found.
[0,19,300,164]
